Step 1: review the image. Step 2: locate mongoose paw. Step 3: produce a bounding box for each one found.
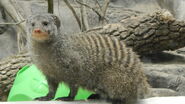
[88,94,101,100]
[34,96,52,101]
[56,96,74,101]
[106,98,126,104]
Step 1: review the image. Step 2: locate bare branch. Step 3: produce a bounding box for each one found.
[102,0,109,20]
[63,0,82,30]
[94,0,101,10]
[79,0,89,31]
[48,0,54,13]
[0,0,27,52]
[97,0,110,25]
[76,0,102,19]
[0,19,25,52]
[0,20,25,25]
[76,0,108,25]
[0,0,26,34]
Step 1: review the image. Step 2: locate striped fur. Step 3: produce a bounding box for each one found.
[72,33,133,66]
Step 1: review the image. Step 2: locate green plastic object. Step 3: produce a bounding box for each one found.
[8,65,93,101]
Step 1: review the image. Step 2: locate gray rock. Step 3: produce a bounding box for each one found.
[143,51,185,96]
[150,88,179,97]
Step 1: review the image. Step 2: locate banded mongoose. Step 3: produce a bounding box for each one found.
[26,13,149,104]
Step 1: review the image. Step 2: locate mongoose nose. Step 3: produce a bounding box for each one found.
[34,29,41,33]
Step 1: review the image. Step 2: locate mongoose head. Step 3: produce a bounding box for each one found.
[26,13,60,43]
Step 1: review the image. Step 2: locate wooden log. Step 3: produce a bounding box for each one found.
[90,10,185,55]
[0,51,31,101]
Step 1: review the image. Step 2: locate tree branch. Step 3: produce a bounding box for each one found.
[0,0,26,33]
[79,0,89,31]
[48,0,54,13]
[76,0,108,25]
[94,0,102,10]
[63,0,82,31]
[0,20,25,25]
[101,0,109,24]
[0,0,26,52]
[76,0,102,18]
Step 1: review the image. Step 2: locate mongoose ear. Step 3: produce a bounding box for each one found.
[51,15,61,28]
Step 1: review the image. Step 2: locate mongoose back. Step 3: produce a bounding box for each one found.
[26,13,149,104]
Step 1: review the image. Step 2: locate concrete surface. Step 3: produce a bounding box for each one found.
[1,96,185,104]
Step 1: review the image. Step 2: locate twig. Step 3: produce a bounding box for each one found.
[48,0,54,13]
[101,0,110,24]
[102,0,109,18]
[94,0,101,10]
[1,0,27,52]
[79,0,89,31]
[11,0,27,52]
[17,28,21,52]
[63,0,82,30]
[76,0,102,19]
[0,20,25,25]
[0,0,26,33]
[76,0,109,25]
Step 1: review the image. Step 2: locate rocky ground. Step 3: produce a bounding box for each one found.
[143,50,185,96]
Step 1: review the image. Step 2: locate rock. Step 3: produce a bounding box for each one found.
[143,51,185,96]
[150,88,179,97]
[140,96,185,104]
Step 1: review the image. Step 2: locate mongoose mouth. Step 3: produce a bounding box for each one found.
[32,30,49,41]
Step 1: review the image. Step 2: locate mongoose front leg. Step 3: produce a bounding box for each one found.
[34,76,58,101]
[56,86,78,101]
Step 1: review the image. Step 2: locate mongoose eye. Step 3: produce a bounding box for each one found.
[31,23,35,27]
[42,21,48,26]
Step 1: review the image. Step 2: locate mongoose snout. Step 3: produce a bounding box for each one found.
[33,29,41,33]
[32,28,50,41]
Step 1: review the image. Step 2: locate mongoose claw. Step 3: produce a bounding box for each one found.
[55,96,74,101]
